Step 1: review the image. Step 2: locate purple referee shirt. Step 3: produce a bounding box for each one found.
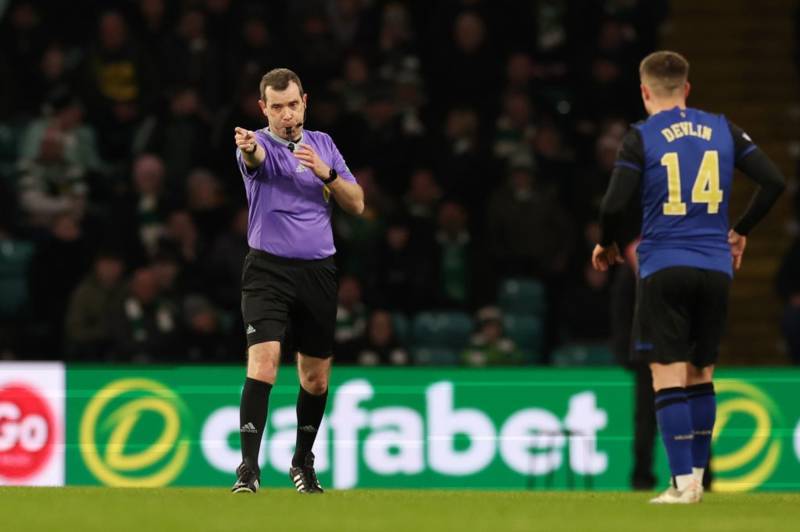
[236,128,356,259]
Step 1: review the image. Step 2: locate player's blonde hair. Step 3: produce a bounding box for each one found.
[639,51,689,96]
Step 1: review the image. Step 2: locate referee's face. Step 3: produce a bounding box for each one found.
[260,81,307,140]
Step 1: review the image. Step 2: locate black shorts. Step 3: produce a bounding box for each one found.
[241,249,338,358]
[632,266,730,367]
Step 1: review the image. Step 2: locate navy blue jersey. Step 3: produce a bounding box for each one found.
[615,107,756,279]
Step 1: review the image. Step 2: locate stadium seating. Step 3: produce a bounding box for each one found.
[551,343,615,366]
[411,311,473,365]
[0,239,35,318]
[0,124,19,180]
[392,312,410,345]
[412,347,459,365]
[503,314,544,363]
[497,278,546,317]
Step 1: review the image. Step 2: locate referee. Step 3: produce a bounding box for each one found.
[231,68,364,494]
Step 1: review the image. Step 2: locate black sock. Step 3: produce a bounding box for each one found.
[292,386,328,467]
[239,377,272,472]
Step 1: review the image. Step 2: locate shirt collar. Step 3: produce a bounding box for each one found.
[264,127,304,149]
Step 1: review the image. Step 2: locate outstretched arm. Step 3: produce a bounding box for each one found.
[234,127,266,169]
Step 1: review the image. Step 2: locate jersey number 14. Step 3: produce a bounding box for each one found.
[661,150,722,216]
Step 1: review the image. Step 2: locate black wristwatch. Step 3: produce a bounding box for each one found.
[321,167,338,185]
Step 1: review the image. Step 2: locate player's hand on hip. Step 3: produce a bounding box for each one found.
[728,229,747,270]
[591,243,624,272]
[293,144,330,180]
[234,127,257,153]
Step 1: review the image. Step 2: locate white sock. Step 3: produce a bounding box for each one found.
[675,474,694,491]
[692,467,704,483]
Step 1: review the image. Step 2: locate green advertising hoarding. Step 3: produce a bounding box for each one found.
[65,367,800,491]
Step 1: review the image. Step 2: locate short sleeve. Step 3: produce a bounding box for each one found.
[727,119,758,162]
[614,127,645,173]
[326,135,356,183]
[236,137,268,180]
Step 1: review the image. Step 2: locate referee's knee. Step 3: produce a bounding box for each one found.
[299,370,329,395]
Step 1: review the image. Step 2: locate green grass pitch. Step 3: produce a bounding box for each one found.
[2,488,800,532]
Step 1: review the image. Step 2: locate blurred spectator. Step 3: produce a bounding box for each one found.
[134,0,173,74]
[19,89,104,176]
[166,8,223,109]
[532,122,575,202]
[435,107,491,221]
[430,10,500,120]
[334,275,368,359]
[369,217,434,313]
[109,266,180,362]
[28,213,91,355]
[354,309,410,366]
[375,2,421,85]
[0,1,47,116]
[158,209,206,291]
[358,84,418,193]
[325,0,372,50]
[462,306,521,367]
[17,126,88,228]
[206,205,248,312]
[290,12,341,88]
[504,52,535,95]
[34,44,80,110]
[112,153,173,265]
[183,294,229,362]
[333,167,390,278]
[404,168,442,239]
[64,250,127,360]
[0,223,36,358]
[434,200,474,309]
[83,11,157,161]
[149,87,214,187]
[227,14,282,85]
[185,168,231,244]
[493,90,537,165]
[777,237,800,364]
[331,52,372,114]
[487,159,572,278]
[560,261,612,342]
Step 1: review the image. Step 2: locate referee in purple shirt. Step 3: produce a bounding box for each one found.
[230,68,364,494]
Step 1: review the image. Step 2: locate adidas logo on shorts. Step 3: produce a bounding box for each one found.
[246,324,256,334]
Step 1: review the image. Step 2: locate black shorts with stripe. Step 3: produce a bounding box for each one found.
[632,266,731,367]
[241,249,338,358]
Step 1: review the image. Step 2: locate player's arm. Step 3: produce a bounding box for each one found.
[234,127,266,169]
[593,128,644,271]
[293,142,365,215]
[728,121,785,235]
[727,121,786,268]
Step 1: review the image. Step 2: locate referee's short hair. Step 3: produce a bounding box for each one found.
[260,68,304,101]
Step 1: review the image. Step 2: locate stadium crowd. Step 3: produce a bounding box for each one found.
[0,0,722,366]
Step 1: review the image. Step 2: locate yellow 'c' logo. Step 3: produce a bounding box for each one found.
[79,378,190,487]
[711,380,781,492]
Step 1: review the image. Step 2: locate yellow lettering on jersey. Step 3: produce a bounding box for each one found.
[661,122,714,143]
